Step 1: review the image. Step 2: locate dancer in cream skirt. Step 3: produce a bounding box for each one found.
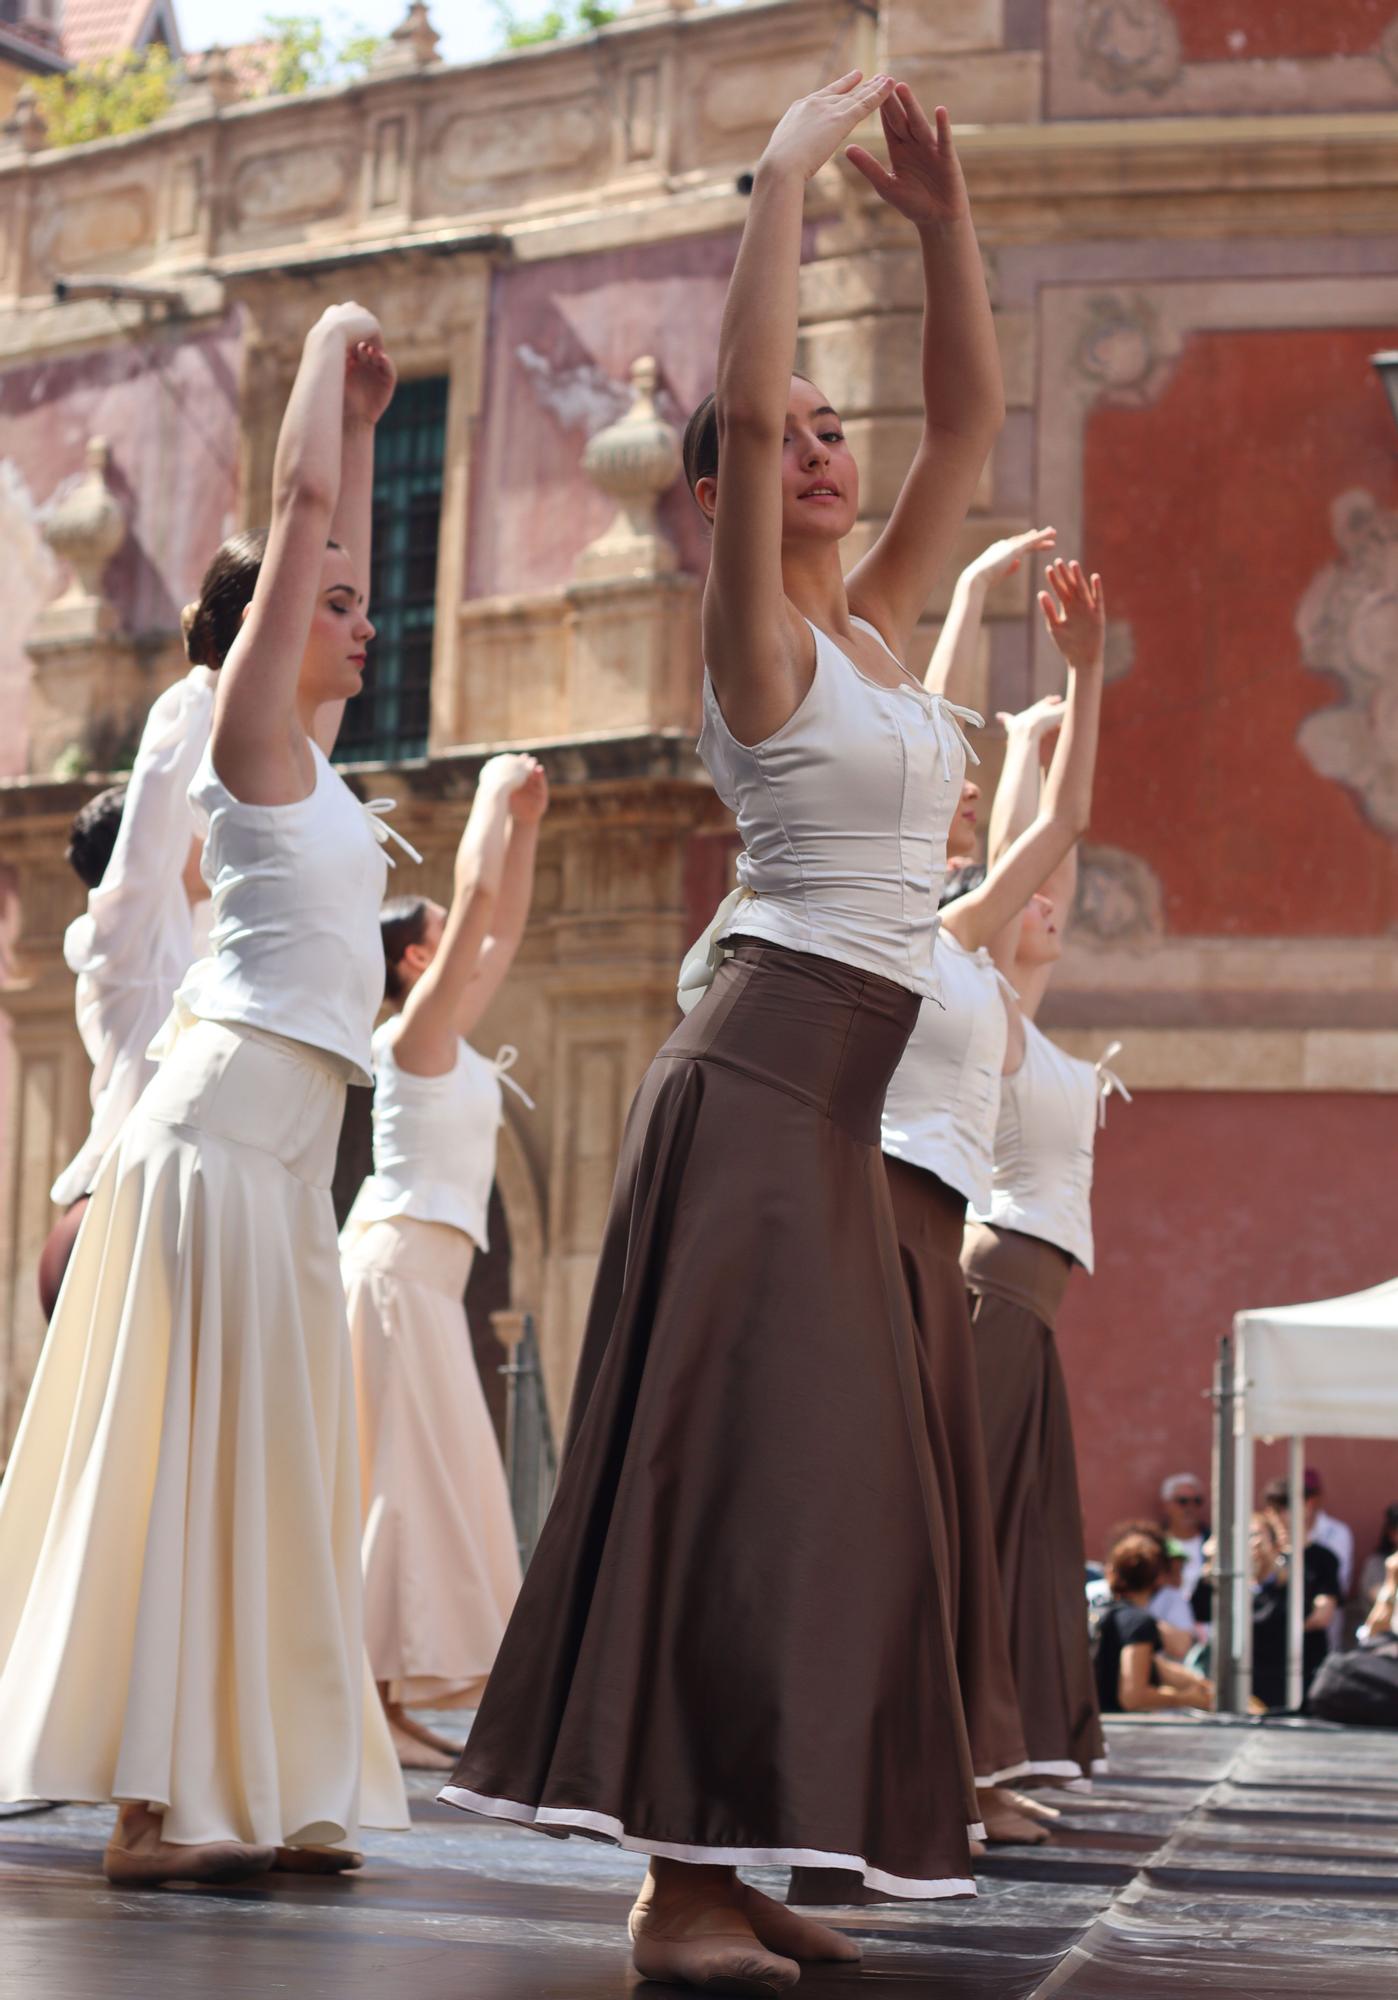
[0,304,411,1884]
[342,752,548,1767]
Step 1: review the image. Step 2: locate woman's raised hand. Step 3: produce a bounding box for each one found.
[846,87,968,228]
[996,692,1065,741]
[476,752,538,798]
[969,525,1058,590]
[509,761,550,825]
[761,70,896,185]
[344,339,397,426]
[1038,559,1106,673]
[315,300,383,350]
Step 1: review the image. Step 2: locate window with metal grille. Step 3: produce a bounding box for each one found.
[335,374,448,764]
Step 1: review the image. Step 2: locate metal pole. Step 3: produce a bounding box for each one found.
[1233,1319,1254,1709]
[1211,1332,1237,1711]
[1287,1435,1306,1711]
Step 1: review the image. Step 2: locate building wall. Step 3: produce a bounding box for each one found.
[0,0,1395,1554]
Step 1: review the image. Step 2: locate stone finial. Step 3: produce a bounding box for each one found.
[576,357,681,582]
[1,86,48,156]
[371,1,442,72]
[626,0,697,14]
[183,45,241,111]
[37,439,127,642]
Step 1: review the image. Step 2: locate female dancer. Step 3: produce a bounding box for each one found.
[342,752,547,1770]
[442,72,1003,1995]
[961,566,1126,1787]
[878,559,1105,1841]
[0,303,411,1883]
[40,659,215,1319]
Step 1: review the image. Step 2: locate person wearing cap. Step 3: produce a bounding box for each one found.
[1159,1473,1209,1598]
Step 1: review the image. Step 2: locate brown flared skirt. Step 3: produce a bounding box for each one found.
[442,942,981,1897]
[961,1222,1106,1781]
[886,1159,1030,1786]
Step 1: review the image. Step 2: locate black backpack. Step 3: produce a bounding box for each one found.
[1306,1643,1398,1727]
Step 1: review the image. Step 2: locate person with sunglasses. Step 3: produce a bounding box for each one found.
[1159,1473,1209,1598]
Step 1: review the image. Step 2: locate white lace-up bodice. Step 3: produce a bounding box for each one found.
[881,931,1012,1210]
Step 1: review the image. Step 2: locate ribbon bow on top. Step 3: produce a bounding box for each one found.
[1094,1040,1133,1129]
[677,883,757,1016]
[930,696,984,781]
[362,797,423,870]
[493,1044,536,1111]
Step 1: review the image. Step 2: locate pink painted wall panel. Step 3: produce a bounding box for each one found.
[1059,1090,1398,1570]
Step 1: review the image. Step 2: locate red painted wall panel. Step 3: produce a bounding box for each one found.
[1059,1089,1398,1572]
[1085,325,1398,937]
[1169,0,1397,64]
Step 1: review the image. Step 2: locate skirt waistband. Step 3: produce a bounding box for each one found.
[340,1213,476,1297]
[138,1015,347,1190]
[659,940,919,1147]
[961,1221,1073,1330]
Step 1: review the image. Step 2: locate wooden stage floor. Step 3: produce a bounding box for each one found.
[1,1717,1395,1999]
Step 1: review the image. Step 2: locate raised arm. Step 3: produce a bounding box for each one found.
[943,562,1104,956]
[844,90,1004,662]
[392,755,540,1078]
[924,528,1057,705]
[314,345,397,757]
[452,765,549,1043]
[212,302,384,803]
[702,71,895,746]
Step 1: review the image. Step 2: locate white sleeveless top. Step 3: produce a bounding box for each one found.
[880,932,1009,1211]
[172,744,417,1086]
[969,1019,1130,1273]
[344,1018,530,1252]
[695,618,979,1000]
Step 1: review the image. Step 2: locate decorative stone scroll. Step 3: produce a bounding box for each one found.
[1295,488,1398,837]
[1077,0,1183,97]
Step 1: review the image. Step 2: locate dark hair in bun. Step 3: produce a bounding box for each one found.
[66,784,128,889]
[381,896,431,1002]
[183,530,269,668]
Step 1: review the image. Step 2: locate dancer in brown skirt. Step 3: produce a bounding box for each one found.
[441,71,1004,1995]
[880,558,1105,1843]
[961,569,1128,1787]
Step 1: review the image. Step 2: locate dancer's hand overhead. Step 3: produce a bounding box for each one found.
[846,86,966,228]
[1038,560,1106,671]
[762,68,896,183]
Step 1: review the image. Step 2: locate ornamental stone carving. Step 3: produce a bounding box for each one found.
[36,439,126,645]
[371,2,442,74]
[1295,488,1398,837]
[1073,844,1165,947]
[1073,293,1161,401]
[1077,0,1183,97]
[234,146,351,228]
[1382,19,1398,86]
[576,357,682,581]
[31,185,154,272]
[0,86,47,156]
[438,101,604,191]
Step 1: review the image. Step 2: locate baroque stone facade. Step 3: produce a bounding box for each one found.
[1,0,1396,1547]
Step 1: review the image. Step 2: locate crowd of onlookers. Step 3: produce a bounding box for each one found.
[1087,1471,1398,1724]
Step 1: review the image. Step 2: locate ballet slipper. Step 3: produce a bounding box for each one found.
[630,1869,800,1996]
[390,1710,466,1760]
[103,1803,274,1888]
[736,1881,860,1963]
[388,1717,456,1770]
[273,1846,363,1874]
[1007,1791,1061,1823]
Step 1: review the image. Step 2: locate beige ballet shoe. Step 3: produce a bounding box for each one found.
[1007,1790,1061,1823]
[737,1882,860,1963]
[629,1875,801,1996]
[104,1803,274,1888]
[388,1717,456,1770]
[273,1846,363,1874]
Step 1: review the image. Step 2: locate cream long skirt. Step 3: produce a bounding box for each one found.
[0,1018,409,1849]
[342,1215,522,1709]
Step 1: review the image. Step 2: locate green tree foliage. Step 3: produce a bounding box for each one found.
[261,13,382,93]
[494,2,618,49]
[32,44,177,148]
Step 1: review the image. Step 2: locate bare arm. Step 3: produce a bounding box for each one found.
[703,71,895,747]
[844,91,1004,662]
[453,767,549,1044]
[212,303,383,804]
[924,528,1056,705]
[313,408,382,757]
[944,563,1105,955]
[1120,1644,1211,1712]
[392,756,540,1078]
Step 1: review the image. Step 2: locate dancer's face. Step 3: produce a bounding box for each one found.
[301,544,376,707]
[1016,890,1062,966]
[397,901,447,992]
[947,778,980,862]
[779,377,859,544]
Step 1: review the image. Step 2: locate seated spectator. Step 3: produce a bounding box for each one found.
[1359,1548,1398,1646]
[1301,1467,1353,1646]
[1306,1547,1398,1728]
[1090,1519,1196,1661]
[1208,1505,1340,1710]
[1159,1472,1209,1596]
[1358,1503,1398,1631]
[1094,1535,1214,1715]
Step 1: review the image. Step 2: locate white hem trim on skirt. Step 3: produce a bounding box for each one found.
[439,1785,979,1899]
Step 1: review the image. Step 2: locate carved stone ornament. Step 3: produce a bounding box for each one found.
[1073,293,1160,401]
[182,45,242,111]
[626,0,697,14]
[371,2,442,73]
[1073,844,1165,948]
[576,356,682,581]
[1295,488,1398,837]
[1,86,48,156]
[1381,18,1398,86]
[1078,0,1183,97]
[38,438,127,642]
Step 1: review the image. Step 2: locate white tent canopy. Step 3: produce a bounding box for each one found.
[1236,1276,1398,1439]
